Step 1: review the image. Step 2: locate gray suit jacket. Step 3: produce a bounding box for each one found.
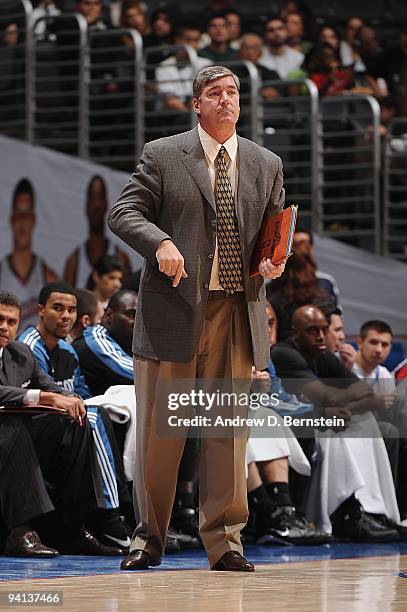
[108,127,285,369]
[0,341,64,405]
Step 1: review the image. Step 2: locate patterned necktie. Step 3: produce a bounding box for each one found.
[215,146,242,294]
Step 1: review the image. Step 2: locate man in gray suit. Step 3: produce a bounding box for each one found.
[108,65,286,572]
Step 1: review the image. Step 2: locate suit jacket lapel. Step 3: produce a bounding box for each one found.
[1,348,16,385]
[181,128,216,211]
[236,137,260,235]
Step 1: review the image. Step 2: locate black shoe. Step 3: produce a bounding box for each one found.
[367,514,407,541]
[256,505,332,546]
[168,527,201,550]
[171,507,199,537]
[87,510,131,552]
[5,529,59,558]
[332,509,399,542]
[165,529,181,554]
[63,527,126,555]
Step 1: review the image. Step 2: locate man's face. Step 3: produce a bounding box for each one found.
[294,309,328,356]
[265,20,287,48]
[38,292,77,340]
[194,75,240,135]
[176,28,201,50]
[239,34,263,63]
[226,13,241,41]
[207,17,229,44]
[106,293,138,353]
[0,304,20,347]
[345,17,363,43]
[76,0,102,25]
[357,329,392,369]
[326,313,345,352]
[86,178,107,231]
[10,193,35,250]
[95,270,123,302]
[286,13,303,39]
[266,301,277,347]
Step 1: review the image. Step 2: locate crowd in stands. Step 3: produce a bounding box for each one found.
[1,0,407,135]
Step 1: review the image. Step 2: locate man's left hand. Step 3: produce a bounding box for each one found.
[258,258,286,279]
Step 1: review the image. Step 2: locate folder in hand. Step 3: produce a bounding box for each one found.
[250,205,298,277]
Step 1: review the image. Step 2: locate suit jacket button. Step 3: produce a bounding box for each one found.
[208,253,214,259]
[203,283,209,289]
[211,220,216,228]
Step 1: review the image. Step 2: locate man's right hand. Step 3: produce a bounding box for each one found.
[325,406,352,431]
[39,392,86,420]
[156,240,188,287]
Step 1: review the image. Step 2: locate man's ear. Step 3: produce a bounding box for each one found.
[192,97,200,114]
[81,314,91,329]
[356,335,363,350]
[92,270,99,285]
[103,307,113,326]
[36,303,44,318]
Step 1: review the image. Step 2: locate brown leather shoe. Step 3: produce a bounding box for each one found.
[120,549,162,570]
[63,527,125,556]
[5,530,59,558]
[211,551,255,572]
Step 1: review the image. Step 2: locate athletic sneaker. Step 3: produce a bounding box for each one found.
[332,508,399,542]
[94,512,131,551]
[367,514,407,540]
[256,505,332,545]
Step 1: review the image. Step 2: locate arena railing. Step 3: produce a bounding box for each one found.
[258,78,319,232]
[0,0,32,141]
[86,28,143,170]
[318,94,381,254]
[383,118,407,261]
[27,12,88,156]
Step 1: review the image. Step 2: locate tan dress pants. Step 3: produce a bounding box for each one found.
[131,292,253,567]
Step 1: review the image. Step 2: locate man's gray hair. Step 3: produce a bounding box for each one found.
[192,65,240,100]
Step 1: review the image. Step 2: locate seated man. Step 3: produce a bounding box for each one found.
[0,291,122,556]
[67,288,104,343]
[72,289,136,396]
[74,289,200,549]
[270,305,403,541]
[18,282,131,550]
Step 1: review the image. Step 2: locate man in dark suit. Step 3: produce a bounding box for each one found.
[108,65,286,572]
[0,291,124,556]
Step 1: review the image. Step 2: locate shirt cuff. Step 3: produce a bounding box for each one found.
[24,389,41,406]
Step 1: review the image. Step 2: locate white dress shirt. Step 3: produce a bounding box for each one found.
[197,123,242,291]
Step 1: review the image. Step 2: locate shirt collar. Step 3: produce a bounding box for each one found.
[198,124,238,165]
[0,347,3,360]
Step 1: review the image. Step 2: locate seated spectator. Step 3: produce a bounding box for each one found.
[198,13,238,63]
[291,43,354,97]
[119,0,150,37]
[73,289,136,395]
[381,22,407,117]
[32,1,62,39]
[352,25,388,97]
[0,291,122,556]
[286,11,312,56]
[266,232,333,342]
[293,230,340,305]
[64,174,131,288]
[18,282,132,551]
[75,0,108,32]
[259,17,304,79]
[225,8,242,50]
[340,15,364,69]
[86,254,124,310]
[271,305,405,540]
[142,4,178,48]
[67,288,104,342]
[155,23,211,113]
[0,178,58,331]
[317,25,341,54]
[238,33,281,100]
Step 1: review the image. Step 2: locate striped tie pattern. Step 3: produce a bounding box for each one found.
[216,146,242,294]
